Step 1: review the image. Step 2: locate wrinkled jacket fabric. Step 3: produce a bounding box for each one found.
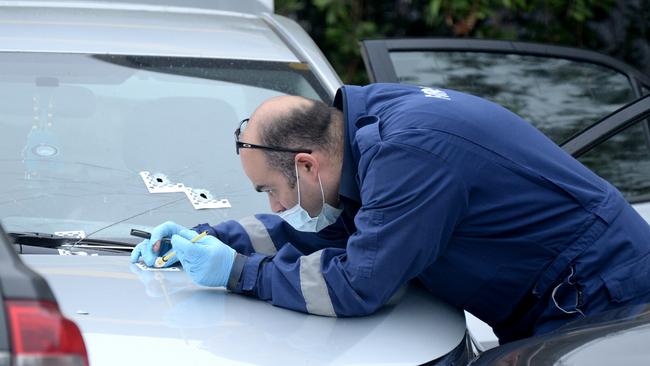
[194,84,650,342]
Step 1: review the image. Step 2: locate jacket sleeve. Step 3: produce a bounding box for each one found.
[192,213,349,256]
[226,141,468,316]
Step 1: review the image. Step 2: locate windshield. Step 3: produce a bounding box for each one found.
[0,53,330,241]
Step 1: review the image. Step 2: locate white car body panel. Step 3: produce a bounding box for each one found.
[23,255,467,366]
[0,2,298,62]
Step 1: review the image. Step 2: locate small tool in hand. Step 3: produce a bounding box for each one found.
[130,228,171,247]
[153,230,208,268]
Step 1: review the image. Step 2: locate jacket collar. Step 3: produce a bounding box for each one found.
[333,85,367,204]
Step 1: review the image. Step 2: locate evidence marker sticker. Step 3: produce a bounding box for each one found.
[184,187,231,210]
[139,171,186,193]
[54,231,86,239]
[139,171,231,210]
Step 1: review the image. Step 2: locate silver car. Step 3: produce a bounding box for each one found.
[6,1,648,362]
[0,0,475,365]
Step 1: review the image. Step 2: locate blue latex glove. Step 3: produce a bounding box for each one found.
[130,221,186,267]
[171,229,236,287]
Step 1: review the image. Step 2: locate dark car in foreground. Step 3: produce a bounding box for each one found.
[0,225,89,366]
[472,304,650,365]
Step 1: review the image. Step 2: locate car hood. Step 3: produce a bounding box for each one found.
[22,255,466,366]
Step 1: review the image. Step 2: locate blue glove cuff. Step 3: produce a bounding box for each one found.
[227,253,247,291]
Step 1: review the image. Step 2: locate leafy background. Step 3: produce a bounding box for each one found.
[276,0,649,85]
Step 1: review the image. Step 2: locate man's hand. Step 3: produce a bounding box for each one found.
[171,229,236,287]
[130,221,186,267]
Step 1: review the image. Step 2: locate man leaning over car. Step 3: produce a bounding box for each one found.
[132,83,650,344]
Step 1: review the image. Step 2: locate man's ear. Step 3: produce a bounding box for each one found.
[295,152,319,178]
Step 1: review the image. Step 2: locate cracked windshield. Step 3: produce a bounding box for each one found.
[0,53,327,242]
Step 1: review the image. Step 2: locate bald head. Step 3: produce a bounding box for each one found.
[243,95,315,143]
[242,95,344,187]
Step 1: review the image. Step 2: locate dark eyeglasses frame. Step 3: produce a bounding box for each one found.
[234,118,312,155]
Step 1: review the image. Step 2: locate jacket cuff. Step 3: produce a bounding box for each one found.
[227,253,246,291]
[192,223,216,237]
[227,253,268,293]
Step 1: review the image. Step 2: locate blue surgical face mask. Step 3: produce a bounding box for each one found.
[278,163,342,232]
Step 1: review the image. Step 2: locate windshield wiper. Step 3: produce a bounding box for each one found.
[8,231,136,250]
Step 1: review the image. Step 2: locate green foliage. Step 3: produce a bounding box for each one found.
[276,0,642,85]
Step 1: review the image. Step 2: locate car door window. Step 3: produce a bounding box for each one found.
[578,120,650,200]
[388,51,637,144]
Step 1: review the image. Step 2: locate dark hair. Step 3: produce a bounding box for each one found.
[259,99,343,187]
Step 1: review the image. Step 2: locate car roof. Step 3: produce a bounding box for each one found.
[7,0,276,13]
[0,0,298,61]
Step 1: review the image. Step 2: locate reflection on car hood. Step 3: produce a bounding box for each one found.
[22,255,466,366]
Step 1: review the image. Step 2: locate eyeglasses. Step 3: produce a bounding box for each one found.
[234,118,313,155]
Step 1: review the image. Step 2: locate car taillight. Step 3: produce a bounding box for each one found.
[5,300,89,366]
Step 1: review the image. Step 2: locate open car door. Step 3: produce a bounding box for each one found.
[562,95,650,209]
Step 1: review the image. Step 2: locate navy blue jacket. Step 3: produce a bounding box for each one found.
[194,84,650,342]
